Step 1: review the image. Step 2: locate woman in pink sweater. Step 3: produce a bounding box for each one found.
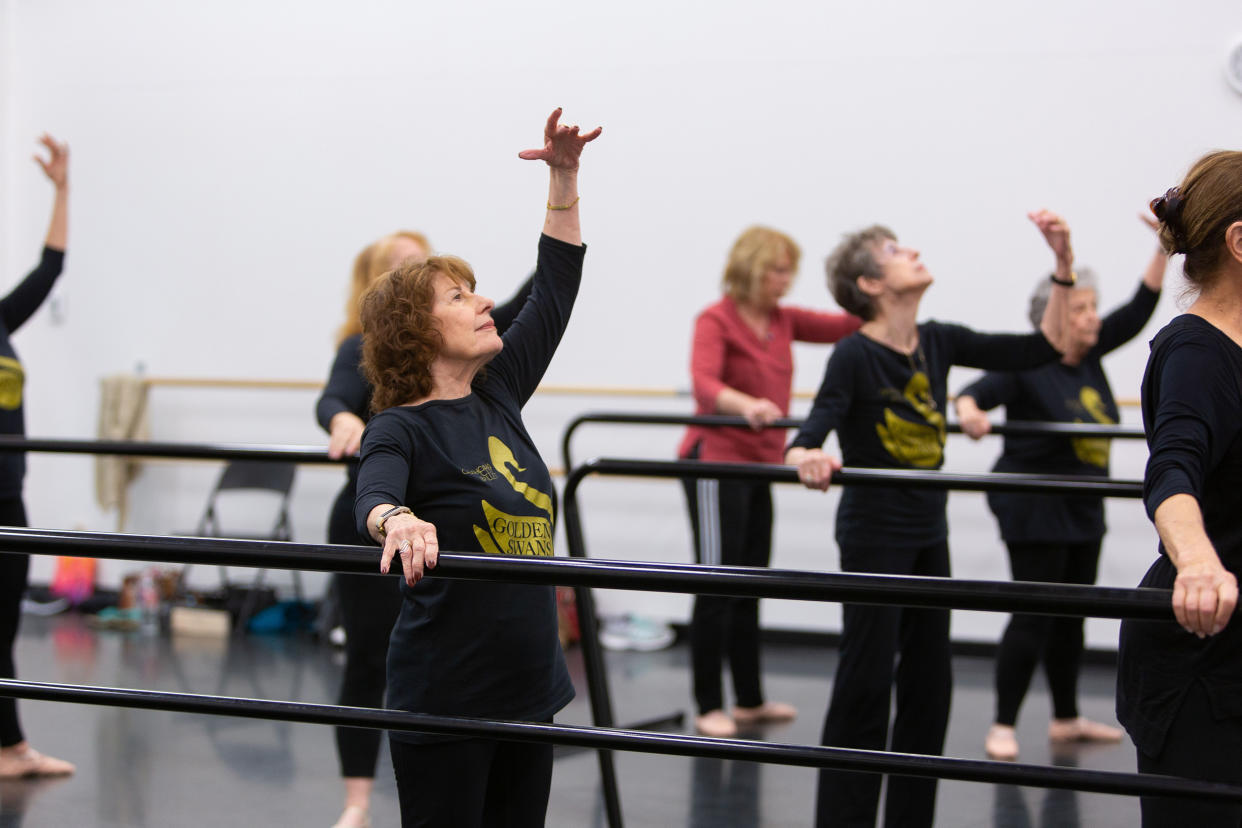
[679,226,859,737]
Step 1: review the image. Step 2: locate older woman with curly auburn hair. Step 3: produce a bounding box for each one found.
[317,232,533,828]
[353,107,600,828]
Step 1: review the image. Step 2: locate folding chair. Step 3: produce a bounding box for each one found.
[185,460,303,631]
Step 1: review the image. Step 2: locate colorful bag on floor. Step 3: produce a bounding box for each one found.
[49,556,96,605]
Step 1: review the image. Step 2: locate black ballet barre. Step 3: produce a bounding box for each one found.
[559,455,1145,826]
[560,411,1146,468]
[0,678,1236,806]
[0,527,1168,619]
[564,457,1144,498]
[0,435,347,464]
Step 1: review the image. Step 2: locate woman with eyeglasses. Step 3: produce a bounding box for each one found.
[786,213,1073,828]
[953,218,1167,762]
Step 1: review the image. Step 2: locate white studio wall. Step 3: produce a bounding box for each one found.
[3,0,1240,646]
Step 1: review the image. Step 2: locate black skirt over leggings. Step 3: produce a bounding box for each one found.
[329,481,403,779]
[0,496,29,748]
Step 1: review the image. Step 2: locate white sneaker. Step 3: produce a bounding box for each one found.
[598,615,675,651]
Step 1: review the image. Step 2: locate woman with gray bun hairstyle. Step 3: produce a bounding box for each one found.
[955,218,1167,762]
[1118,150,1242,827]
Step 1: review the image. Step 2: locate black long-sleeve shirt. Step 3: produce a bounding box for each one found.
[788,321,1059,549]
[353,235,580,742]
[958,283,1160,544]
[0,246,64,497]
[1117,314,1242,755]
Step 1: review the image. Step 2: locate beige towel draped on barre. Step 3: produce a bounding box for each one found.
[96,374,150,529]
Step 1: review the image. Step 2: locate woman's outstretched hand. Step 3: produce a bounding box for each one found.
[34,134,68,189]
[1028,209,1072,265]
[518,108,602,171]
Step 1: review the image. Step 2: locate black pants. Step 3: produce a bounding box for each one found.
[816,541,952,828]
[682,474,771,714]
[389,734,553,828]
[329,482,403,778]
[1137,680,1242,826]
[0,496,28,748]
[994,539,1101,725]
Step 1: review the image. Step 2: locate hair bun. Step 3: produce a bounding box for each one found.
[1149,186,1189,253]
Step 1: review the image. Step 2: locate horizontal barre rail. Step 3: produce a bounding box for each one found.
[0,435,348,465]
[0,679,1231,802]
[561,412,1145,469]
[570,411,1146,437]
[0,528,1170,618]
[569,457,1144,498]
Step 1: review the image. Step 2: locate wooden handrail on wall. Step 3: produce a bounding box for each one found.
[141,376,1142,407]
[143,376,324,391]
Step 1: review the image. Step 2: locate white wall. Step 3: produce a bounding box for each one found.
[4,1,1241,646]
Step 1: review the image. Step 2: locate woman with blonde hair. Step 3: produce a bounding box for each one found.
[678,225,860,738]
[316,231,531,828]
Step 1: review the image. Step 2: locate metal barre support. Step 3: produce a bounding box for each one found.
[0,679,1233,803]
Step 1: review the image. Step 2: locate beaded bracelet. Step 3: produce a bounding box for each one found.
[376,505,413,538]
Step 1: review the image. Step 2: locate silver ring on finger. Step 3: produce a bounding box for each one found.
[400,539,411,553]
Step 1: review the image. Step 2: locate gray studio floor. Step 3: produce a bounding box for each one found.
[3,612,1140,828]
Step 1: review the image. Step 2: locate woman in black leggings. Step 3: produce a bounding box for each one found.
[955,219,1167,760]
[0,134,75,781]
[317,232,532,828]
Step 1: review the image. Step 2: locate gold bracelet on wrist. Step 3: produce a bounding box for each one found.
[547,196,580,211]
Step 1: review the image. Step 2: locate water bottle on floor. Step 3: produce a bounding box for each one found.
[139,569,160,634]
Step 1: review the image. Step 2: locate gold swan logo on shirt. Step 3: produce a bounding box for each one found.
[471,436,556,556]
[876,371,946,468]
[0,357,24,411]
[1071,386,1115,469]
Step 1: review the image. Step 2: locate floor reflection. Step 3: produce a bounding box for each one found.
[992,752,1082,828]
[690,756,761,828]
[0,776,70,828]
